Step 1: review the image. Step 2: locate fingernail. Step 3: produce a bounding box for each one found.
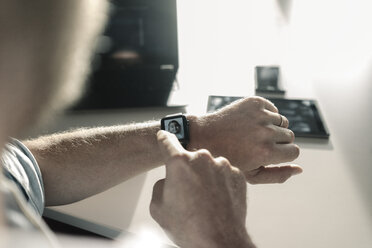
[292,167,303,175]
[157,130,166,136]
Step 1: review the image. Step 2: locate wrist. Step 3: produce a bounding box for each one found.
[186,114,218,154]
[185,114,203,150]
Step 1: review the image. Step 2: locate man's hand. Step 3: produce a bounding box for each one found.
[188,96,302,184]
[150,131,255,248]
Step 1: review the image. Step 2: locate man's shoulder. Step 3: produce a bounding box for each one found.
[1,139,45,215]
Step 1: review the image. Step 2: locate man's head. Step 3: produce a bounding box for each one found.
[0,0,109,141]
[0,0,109,234]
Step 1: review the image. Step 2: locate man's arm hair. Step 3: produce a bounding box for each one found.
[24,122,165,206]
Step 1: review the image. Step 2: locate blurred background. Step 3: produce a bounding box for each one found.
[30,0,372,247]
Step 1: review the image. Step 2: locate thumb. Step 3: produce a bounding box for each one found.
[157,130,186,162]
[245,165,303,184]
[150,179,165,220]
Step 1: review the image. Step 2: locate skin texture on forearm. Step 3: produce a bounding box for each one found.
[23,122,163,206]
[22,96,302,207]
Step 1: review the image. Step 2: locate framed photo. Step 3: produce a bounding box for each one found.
[255,66,285,94]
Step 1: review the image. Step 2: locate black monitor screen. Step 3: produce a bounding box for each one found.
[73,0,178,109]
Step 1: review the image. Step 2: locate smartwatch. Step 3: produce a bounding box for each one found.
[160,113,190,148]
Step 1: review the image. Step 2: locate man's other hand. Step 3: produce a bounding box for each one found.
[150,131,255,248]
[188,96,302,184]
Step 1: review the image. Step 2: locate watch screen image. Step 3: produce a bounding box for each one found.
[162,117,185,139]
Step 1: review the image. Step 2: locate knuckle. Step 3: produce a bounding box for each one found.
[251,96,265,102]
[196,149,213,162]
[266,98,275,106]
[216,156,230,166]
[293,144,300,158]
[232,167,245,181]
[170,152,190,164]
[266,98,276,106]
[248,96,265,108]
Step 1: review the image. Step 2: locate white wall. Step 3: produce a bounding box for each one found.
[173,0,372,108]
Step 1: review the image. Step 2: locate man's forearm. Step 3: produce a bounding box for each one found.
[24,122,163,206]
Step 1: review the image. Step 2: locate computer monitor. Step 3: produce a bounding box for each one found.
[73,0,178,110]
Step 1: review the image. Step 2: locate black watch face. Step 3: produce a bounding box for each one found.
[162,116,186,140]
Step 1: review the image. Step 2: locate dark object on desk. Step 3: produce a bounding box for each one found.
[268,98,330,139]
[207,95,242,113]
[255,66,285,94]
[43,208,177,247]
[43,208,122,240]
[207,95,330,139]
[72,0,178,110]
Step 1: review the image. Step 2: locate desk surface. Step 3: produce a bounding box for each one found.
[40,0,372,247]
[47,79,372,247]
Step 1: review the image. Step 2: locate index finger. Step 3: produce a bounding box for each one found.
[263,98,279,113]
[157,130,186,162]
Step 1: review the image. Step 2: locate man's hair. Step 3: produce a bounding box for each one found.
[0,0,108,136]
